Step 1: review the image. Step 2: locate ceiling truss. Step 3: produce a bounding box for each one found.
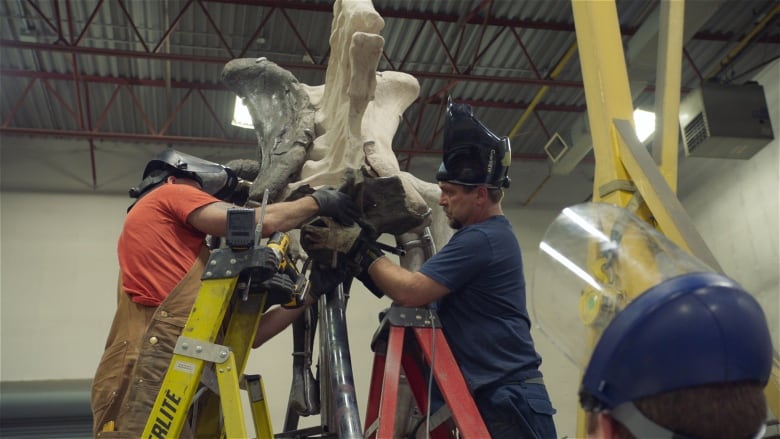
[2,0,779,187]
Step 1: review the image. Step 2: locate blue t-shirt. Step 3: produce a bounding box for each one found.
[420,215,542,391]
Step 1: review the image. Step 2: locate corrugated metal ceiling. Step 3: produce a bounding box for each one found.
[1,0,778,185]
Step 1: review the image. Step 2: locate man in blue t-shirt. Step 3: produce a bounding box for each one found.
[356,99,557,439]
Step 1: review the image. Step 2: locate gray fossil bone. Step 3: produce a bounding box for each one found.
[221,57,315,203]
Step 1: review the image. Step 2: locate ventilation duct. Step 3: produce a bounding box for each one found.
[679,82,774,159]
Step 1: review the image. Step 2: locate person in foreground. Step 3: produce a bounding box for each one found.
[533,202,774,439]
[306,99,557,438]
[91,148,357,436]
[579,272,774,439]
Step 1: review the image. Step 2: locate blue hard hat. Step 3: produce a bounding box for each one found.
[579,271,774,411]
[436,98,511,188]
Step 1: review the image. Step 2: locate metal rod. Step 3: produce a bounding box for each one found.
[319,285,362,439]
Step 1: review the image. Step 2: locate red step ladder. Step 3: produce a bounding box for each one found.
[364,306,490,438]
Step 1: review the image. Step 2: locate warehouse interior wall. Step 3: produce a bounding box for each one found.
[1,59,777,438]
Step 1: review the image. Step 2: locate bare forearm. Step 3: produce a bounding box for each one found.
[188,197,319,238]
[257,196,319,236]
[253,305,306,348]
[368,258,447,307]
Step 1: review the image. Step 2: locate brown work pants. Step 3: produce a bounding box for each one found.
[91,248,208,438]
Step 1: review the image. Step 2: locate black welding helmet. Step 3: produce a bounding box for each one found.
[436,98,511,188]
[129,148,239,201]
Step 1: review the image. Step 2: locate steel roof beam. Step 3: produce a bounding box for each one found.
[1,68,586,113]
[203,0,780,43]
[0,40,585,88]
[0,127,256,146]
[1,69,229,90]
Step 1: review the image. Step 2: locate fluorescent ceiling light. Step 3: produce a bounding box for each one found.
[232,97,254,129]
[633,109,655,143]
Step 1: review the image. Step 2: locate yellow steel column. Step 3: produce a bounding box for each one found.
[652,0,684,191]
[570,1,649,435]
[571,0,642,212]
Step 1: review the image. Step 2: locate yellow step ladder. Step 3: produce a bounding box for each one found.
[143,227,305,439]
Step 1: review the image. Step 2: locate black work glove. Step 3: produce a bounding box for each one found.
[261,272,294,295]
[344,229,385,298]
[310,187,359,226]
[347,233,385,275]
[308,259,352,298]
[260,272,296,306]
[301,216,385,298]
[356,270,384,298]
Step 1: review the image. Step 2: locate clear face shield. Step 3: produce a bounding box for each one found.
[131,149,240,202]
[530,202,775,439]
[530,202,715,369]
[157,149,239,199]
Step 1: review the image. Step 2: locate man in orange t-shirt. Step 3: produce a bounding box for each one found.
[91,149,357,436]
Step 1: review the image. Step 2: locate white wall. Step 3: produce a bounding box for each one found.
[1,60,777,438]
[0,190,391,431]
[677,60,780,347]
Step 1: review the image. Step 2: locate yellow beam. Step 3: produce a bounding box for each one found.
[571,0,638,210]
[570,1,641,434]
[615,118,722,271]
[706,2,780,80]
[508,42,578,139]
[653,0,684,191]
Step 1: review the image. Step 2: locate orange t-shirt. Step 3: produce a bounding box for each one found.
[118,183,219,306]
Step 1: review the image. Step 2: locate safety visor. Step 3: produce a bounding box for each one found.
[143,149,239,200]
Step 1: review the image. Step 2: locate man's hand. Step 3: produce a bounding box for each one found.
[301,218,356,296]
[301,217,386,298]
[310,188,359,226]
[347,232,385,298]
[308,260,352,298]
[259,272,298,307]
[347,232,385,274]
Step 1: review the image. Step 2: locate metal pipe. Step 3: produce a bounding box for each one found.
[706,2,780,80]
[0,380,91,419]
[508,41,578,139]
[319,285,362,438]
[397,225,437,271]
